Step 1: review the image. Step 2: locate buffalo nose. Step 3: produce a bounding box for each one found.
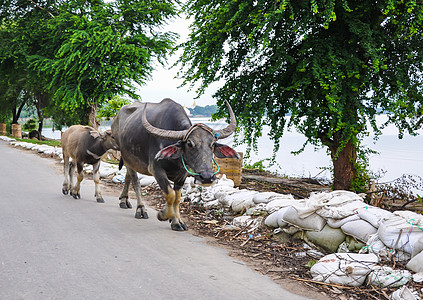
[198,171,216,184]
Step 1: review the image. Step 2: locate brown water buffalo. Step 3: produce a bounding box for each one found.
[61,125,119,203]
[111,98,239,231]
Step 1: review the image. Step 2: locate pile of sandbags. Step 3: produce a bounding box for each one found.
[181,181,423,292]
[258,189,423,291]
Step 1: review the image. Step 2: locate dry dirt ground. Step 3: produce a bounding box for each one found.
[35,149,423,300]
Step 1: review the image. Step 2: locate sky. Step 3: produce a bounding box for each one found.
[136,16,220,107]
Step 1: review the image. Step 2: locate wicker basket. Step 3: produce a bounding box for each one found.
[11,124,22,139]
[0,123,6,136]
[213,152,243,186]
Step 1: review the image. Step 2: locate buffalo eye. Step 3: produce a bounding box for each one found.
[187,140,195,148]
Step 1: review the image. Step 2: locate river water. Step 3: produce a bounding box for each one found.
[42,115,423,184]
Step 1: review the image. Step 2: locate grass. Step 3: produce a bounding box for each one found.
[13,137,61,147]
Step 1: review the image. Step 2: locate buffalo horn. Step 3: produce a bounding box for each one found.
[215,101,237,139]
[141,104,188,140]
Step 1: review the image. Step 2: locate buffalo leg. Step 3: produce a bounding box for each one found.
[92,161,104,203]
[71,162,83,199]
[127,168,148,219]
[68,161,77,196]
[157,188,175,221]
[171,187,188,231]
[118,171,132,209]
[62,156,70,195]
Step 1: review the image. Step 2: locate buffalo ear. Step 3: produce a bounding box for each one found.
[214,143,240,159]
[155,143,183,160]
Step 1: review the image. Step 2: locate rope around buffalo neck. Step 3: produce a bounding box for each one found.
[181,154,220,176]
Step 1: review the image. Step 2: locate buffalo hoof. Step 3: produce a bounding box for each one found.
[135,206,148,219]
[119,198,132,209]
[96,198,105,203]
[171,223,188,231]
[62,188,69,195]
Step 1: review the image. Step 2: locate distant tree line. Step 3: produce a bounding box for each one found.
[188,105,217,117]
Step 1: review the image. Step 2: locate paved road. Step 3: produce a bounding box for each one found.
[0,140,311,300]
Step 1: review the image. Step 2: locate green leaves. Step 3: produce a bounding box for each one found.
[178,0,423,190]
[1,0,179,126]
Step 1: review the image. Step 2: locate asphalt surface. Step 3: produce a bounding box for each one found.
[0,140,311,300]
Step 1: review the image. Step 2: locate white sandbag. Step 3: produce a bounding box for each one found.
[407,250,423,273]
[390,286,419,300]
[361,234,411,262]
[34,145,54,153]
[229,190,258,213]
[317,200,368,219]
[216,174,235,187]
[366,266,411,288]
[211,185,238,195]
[252,192,281,204]
[327,215,360,229]
[357,206,393,228]
[304,225,346,253]
[282,206,326,231]
[253,192,294,204]
[0,136,15,142]
[139,175,156,186]
[231,198,256,213]
[310,253,378,287]
[264,207,290,228]
[395,210,423,222]
[292,190,363,218]
[377,212,423,257]
[99,163,119,178]
[341,219,377,243]
[265,198,302,214]
[218,190,255,208]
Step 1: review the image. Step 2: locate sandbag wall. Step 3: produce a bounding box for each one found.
[181,176,423,294]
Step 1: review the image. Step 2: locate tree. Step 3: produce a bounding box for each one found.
[97,95,131,121]
[0,1,52,128]
[31,0,179,129]
[178,0,423,191]
[0,0,179,129]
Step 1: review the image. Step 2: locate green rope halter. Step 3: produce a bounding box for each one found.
[181,154,220,176]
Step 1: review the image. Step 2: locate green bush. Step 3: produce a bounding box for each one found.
[23,119,38,132]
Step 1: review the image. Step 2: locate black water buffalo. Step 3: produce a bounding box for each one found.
[111,98,239,231]
[61,125,119,203]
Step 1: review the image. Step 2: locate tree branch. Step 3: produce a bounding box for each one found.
[27,0,55,18]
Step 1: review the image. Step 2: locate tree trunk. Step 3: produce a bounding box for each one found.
[12,99,26,124]
[330,139,357,190]
[88,103,100,130]
[35,92,45,134]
